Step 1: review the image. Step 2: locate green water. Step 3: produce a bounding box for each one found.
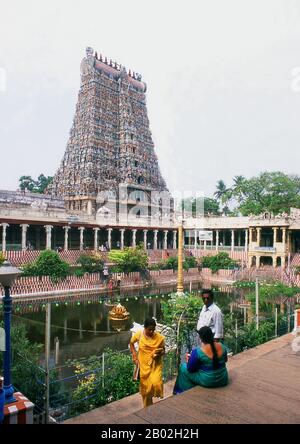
[8,282,240,366]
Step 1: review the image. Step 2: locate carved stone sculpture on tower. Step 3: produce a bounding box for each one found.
[47,47,170,218]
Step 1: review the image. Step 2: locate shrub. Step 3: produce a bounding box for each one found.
[74,268,85,277]
[108,246,148,274]
[69,349,139,416]
[0,322,68,410]
[161,293,203,360]
[76,254,104,273]
[201,252,238,273]
[158,256,197,271]
[22,250,70,282]
[183,255,197,270]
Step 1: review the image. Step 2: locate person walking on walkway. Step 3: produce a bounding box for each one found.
[173,326,228,394]
[197,289,223,341]
[129,318,165,408]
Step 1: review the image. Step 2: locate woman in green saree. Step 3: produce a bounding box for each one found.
[173,326,228,394]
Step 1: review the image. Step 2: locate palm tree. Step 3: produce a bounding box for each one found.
[214,180,232,205]
[232,175,246,203]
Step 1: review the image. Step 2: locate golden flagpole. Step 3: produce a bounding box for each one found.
[177,221,184,295]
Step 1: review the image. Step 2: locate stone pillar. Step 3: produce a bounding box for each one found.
[63,319,67,343]
[216,230,219,252]
[154,230,158,250]
[272,256,277,268]
[107,228,112,250]
[173,230,177,249]
[288,230,292,252]
[257,228,261,246]
[93,227,99,251]
[63,226,70,251]
[1,223,9,252]
[256,255,260,268]
[194,229,197,250]
[231,230,235,252]
[282,227,286,251]
[249,228,252,244]
[87,200,92,216]
[204,240,207,250]
[120,229,125,249]
[20,224,29,251]
[78,226,85,251]
[143,230,148,249]
[245,229,248,252]
[273,227,277,246]
[238,231,241,247]
[44,225,53,250]
[79,320,83,340]
[163,230,168,250]
[132,229,137,247]
[281,256,286,268]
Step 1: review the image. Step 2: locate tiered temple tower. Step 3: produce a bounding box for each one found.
[48,47,171,219]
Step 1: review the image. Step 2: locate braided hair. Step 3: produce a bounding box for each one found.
[198,326,219,369]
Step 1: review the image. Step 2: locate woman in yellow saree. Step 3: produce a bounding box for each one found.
[130,318,165,407]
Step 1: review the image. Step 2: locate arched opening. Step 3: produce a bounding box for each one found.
[251,256,256,267]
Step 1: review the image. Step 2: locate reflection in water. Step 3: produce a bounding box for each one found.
[6,282,249,366]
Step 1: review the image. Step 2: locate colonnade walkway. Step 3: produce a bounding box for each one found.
[64,334,300,424]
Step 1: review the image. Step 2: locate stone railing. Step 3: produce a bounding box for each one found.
[6,249,102,266]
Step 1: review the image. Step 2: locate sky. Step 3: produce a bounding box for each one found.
[0,0,300,198]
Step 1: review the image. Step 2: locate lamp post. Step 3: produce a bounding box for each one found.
[0,261,23,404]
[177,218,184,296]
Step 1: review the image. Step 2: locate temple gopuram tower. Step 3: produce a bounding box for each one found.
[48,47,171,220]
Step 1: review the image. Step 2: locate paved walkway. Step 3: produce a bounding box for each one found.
[64,334,300,424]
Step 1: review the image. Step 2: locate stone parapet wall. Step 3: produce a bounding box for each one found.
[6,249,105,266]
[4,271,143,296]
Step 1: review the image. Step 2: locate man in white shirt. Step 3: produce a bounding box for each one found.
[197,289,223,341]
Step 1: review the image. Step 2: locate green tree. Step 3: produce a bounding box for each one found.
[19,175,37,192]
[35,174,53,193]
[181,197,220,216]
[201,252,238,273]
[18,174,53,194]
[204,197,220,215]
[232,172,300,216]
[76,254,104,273]
[231,175,246,203]
[108,246,148,274]
[214,180,232,205]
[22,250,70,282]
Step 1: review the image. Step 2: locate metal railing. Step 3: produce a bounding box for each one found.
[7,305,296,423]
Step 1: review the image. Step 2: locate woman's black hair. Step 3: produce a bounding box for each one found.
[144,317,156,328]
[198,326,219,369]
